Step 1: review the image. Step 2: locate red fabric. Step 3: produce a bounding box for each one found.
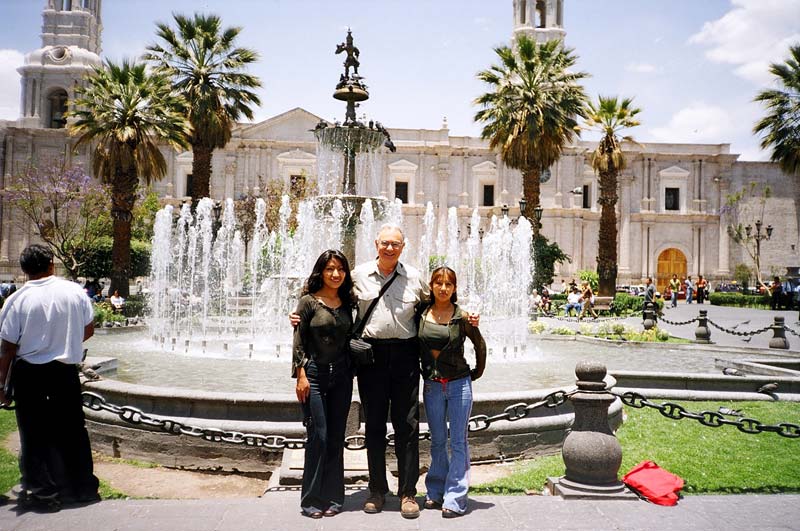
[622,460,684,506]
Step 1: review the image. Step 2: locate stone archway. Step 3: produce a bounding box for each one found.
[657,248,687,293]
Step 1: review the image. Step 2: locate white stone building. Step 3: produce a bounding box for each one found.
[1,0,798,291]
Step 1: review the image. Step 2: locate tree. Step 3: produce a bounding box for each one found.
[4,158,110,280]
[754,44,800,176]
[584,96,641,296]
[722,182,772,289]
[474,36,588,215]
[69,59,190,297]
[145,13,262,202]
[532,235,570,292]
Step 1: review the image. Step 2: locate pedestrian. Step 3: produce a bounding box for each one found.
[292,250,356,518]
[643,277,656,312]
[417,267,486,518]
[685,276,694,304]
[770,276,782,310]
[0,244,99,512]
[669,274,680,308]
[579,281,598,320]
[564,286,582,316]
[696,275,707,304]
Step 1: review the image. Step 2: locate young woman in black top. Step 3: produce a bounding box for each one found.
[292,249,356,518]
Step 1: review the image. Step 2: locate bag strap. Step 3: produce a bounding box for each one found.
[353,270,400,337]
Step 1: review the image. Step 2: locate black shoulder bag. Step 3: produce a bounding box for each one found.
[349,271,399,367]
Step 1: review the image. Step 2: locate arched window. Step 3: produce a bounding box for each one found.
[64,0,73,10]
[47,88,68,129]
[536,0,546,28]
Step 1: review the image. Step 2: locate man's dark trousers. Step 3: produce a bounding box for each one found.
[13,359,99,501]
[357,339,419,497]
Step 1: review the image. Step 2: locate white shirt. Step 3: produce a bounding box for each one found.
[110,295,125,307]
[0,276,93,364]
[351,260,429,340]
[567,291,581,304]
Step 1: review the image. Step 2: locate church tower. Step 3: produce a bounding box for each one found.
[513,0,565,43]
[17,0,103,129]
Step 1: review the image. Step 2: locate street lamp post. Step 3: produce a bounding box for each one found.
[745,219,773,286]
[533,205,543,237]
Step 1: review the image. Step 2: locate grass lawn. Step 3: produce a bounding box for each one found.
[0,408,127,499]
[472,400,800,495]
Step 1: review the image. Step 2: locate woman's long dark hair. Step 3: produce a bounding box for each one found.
[302,249,357,307]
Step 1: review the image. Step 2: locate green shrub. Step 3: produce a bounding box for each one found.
[78,237,151,279]
[549,326,576,336]
[709,292,770,307]
[577,269,599,292]
[550,293,567,302]
[527,321,547,334]
[123,294,147,317]
[613,293,643,314]
[93,302,125,324]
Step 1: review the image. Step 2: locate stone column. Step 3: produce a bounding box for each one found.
[618,173,632,275]
[717,179,730,275]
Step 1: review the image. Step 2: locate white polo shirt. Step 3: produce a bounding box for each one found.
[0,276,93,365]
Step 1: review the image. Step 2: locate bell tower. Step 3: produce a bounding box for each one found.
[17,0,103,129]
[513,0,565,43]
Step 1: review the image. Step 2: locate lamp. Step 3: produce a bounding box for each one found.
[501,204,509,218]
[533,205,543,224]
[745,224,752,237]
[766,225,773,239]
[519,198,527,218]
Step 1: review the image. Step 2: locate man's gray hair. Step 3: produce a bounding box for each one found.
[375,223,405,241]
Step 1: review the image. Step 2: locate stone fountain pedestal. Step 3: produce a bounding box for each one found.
[546,361,638,500]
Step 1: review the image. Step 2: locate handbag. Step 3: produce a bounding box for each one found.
[349,271,399,367]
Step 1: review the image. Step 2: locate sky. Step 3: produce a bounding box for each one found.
[0,0,798,161]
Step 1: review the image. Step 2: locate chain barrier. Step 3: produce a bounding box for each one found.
[615,391,800,439]
[658,316,697,326]
[79,389,575,451]
[546,312,641,323]
[784,325,800,339]
[706,319,773,337]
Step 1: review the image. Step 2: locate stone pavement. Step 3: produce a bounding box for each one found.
[541,301,800,352]
[1,490,799,530]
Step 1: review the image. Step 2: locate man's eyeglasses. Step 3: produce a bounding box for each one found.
[378,240,404,249]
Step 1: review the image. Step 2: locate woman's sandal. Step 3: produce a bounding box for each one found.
[442,508,463,518]
[305,511,323,519]
[423,499,442,510]
[323,507,340,517]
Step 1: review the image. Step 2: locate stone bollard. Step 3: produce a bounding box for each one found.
[547,361,636,499]
[694,309,712,344]
[642,302,656,330]
[531,308,539,322]
[769,315,790,349]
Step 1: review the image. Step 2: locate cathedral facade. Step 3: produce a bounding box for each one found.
[1,0,798,290]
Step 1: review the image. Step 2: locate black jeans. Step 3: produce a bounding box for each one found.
[356,338,420,497]
[300,358,353,514]
[12,359,99,501]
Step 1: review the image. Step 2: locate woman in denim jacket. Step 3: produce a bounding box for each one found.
[417,266,486,518]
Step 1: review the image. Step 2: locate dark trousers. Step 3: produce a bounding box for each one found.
[12,359,99,501]
[300,359,353,514]
[356,338,420,497]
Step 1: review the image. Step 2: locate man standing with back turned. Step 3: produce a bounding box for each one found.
[0,244,99,511]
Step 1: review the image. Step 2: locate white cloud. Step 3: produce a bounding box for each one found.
[625,62,659,74]
[648,103,734,144]
[0,49,23,120]
[689,0,800,85]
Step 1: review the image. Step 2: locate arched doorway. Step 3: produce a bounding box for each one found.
[656,248,687,294]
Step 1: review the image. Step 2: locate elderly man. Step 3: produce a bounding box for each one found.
[350,224,429,518]
[0,245,99,511]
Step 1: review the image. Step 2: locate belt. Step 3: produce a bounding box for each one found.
[364,337,417,346]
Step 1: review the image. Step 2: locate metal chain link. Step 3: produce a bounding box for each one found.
[79,389,575,451]
[706,319,773,337]
[658,316,698,326]
[615,391,800,439]
[784,325,800,339]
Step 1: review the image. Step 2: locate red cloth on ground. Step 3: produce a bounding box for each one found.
[622,460,684,506]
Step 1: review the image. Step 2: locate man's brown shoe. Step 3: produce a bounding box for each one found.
[363,492,385,514]
[401,496,420,519]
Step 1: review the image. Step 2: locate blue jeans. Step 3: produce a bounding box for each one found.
[670,291,677,307]
[564,302,582,316]
[686,288,694,304]
[423,376,473,514]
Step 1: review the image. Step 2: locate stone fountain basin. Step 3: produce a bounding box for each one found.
[83,377,621,473]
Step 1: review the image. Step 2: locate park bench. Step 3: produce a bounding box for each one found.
[592,296,614,315]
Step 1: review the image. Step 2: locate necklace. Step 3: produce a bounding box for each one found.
[430,305,452,324]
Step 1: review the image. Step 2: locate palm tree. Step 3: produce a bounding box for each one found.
[474,36,588,219]
[145,13,262,202]
[69,59,190,297]
[754,44,800,176]
[584,96,641,296]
